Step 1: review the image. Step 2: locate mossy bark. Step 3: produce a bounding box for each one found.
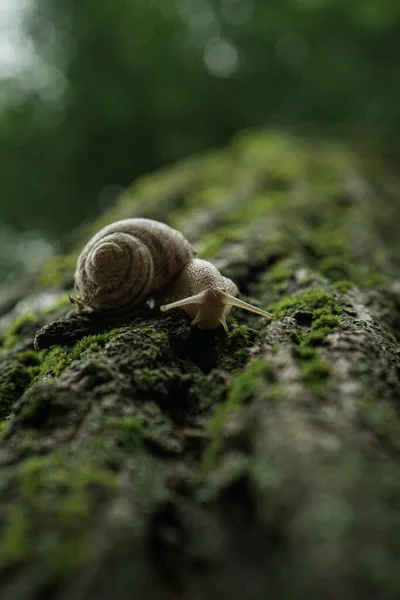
[1,131,400,600]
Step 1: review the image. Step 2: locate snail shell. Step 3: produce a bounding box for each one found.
[74,218,196,311]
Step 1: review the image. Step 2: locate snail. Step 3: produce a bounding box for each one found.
[72,218,275,331]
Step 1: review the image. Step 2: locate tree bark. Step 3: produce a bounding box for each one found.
[0,131,400,600]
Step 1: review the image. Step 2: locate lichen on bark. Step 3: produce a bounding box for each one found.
[0,131,400,599]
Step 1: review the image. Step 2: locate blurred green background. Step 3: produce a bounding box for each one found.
[0,0,399,283]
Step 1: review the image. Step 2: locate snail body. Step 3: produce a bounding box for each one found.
[73,218,275,330]
[159,258,238,332]
[159,258,274,331]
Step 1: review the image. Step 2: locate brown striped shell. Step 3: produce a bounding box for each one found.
[74,218,196,311]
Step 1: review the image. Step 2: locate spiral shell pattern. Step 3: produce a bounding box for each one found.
[74,218,196,311]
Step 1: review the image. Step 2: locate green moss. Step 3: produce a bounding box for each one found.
[0,419,10,437]
[295,200,356,284]
[16,384,60,428]
[312,313,341,329]
[300,356,331,386]
[297,197,388,288]
[2,313,41,350]
[307,327,332,345]
[70,330,119,359]
[181,192,289,262]
[307,313,341,345]
[256,258,299,298]
[293,344,317,360]
[332,280,353,293]
[226,323,251,347]
[385,331,397,345]
[48,537,91,577]
[218,323,255,370]
[0,503,31,568]
[176,184,231,221]
[233,131,309,179]
[226,190,289,226]
[267,384,285,403]
[8,451,117,575]
[277,291,340,390]
[292,331,331,390]
[319,256,350,281]
[37,329,121,379]
[133,367,182,398]
[103,415,144,450]
[0,448,118,574]
[0,360,32,418]
[309,227,349,261]
[267,261,294,285]
[109,327,171,369]
[187,371,228,412]
[227,359,273,406]
[24,453,115,510]
[362,273,389,289]
[17,350,42,366]
[198,226,245,258]
[271,288,341,320]
[204,358,273,470]
[139,401,183,456]
[139,327,169,349]
[19,452,116,499]
[38,347,70,378]
[14,350,45,386]
[359,397,400,453]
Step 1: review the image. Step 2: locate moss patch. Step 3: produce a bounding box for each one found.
[204,358,273,470]
[0,503,31,568]
[265,259,295,292]
[217,323,256,371]
[304,224,351,281]
[133,366,185,402]
[102,415,144,451]
[269,288,341,391]
[0,360,33,419]
[198,226,245,258]
[358,397,400,453]
[308,313,341,345]
[270,288,342,320]
[0,451,118,576]
[2,313,41,350]
[332,280,353,293]
[0,444,118,574]
[361,273,390,289]
[38,329,122,379]
[299,354,331,385]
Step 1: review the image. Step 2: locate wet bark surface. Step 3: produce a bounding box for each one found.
[0,132,400,599]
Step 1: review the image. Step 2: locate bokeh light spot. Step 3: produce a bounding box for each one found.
[204,37,239,78]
